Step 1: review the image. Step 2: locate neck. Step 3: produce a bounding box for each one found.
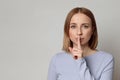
[73,44,96,57]
[81,45,93,57]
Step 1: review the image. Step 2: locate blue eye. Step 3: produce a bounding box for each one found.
[70,25,76,29]
[84,25,89,28]
[83,25,89,28]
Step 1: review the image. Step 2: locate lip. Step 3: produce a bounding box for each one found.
[80,38,84,41]
[80,38,84,39]
[76,37,84,41]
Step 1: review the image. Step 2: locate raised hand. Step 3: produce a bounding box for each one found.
[69,36,83,59]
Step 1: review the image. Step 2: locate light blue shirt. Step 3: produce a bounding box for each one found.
[48,51,114,80]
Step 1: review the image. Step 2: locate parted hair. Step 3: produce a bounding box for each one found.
[62,7,98,52]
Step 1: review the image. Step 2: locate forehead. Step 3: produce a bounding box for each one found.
[70,13,91,24]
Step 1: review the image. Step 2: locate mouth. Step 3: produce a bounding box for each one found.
[80,38,84,42]
[76,37,84,42]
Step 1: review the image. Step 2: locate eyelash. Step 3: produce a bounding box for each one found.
[70,25,89,29]
[82,25,89,28]
[70,25,76,28]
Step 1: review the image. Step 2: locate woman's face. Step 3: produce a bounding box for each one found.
[69,13,93,48]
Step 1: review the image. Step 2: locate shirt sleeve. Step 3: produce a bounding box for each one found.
[76,56,114,80]
[47,56,57,80]
[99,56,114,80]
[76,58,95,80]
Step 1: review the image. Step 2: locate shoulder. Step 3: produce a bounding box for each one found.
[97,51,114,64]
[96,51,114,72]
[50,50,68,63]
[98,51,114,59]
[52,50,67,59]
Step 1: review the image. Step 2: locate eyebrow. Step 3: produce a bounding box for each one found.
[70,23,76,24]
[70,23,76,25]
[82,23,90,26]
[70,23,90,25]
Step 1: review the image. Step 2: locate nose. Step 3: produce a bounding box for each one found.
[77,28,82,35]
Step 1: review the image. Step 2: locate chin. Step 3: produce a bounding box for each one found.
[81,42,89,47]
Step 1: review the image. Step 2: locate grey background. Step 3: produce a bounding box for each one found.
[0,0,120,80]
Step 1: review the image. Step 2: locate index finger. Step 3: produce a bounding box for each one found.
[77,36,81,49]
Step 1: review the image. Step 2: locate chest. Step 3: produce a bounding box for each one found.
[55,58,101,80]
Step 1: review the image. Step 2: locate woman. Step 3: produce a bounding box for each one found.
[48,7,114,80]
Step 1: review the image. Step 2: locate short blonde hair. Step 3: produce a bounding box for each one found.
[62,7,98,52]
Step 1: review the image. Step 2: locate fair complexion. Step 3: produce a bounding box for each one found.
[69,13,96,59]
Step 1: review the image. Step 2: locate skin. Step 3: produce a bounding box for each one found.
[68,13,96,59]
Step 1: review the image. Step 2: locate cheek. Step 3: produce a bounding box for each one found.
[86,30,93,39]
[69,30,75,39]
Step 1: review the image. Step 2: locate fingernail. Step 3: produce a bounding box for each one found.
[74,56,78,59]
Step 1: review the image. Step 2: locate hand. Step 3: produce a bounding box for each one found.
[69,36,83,59]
